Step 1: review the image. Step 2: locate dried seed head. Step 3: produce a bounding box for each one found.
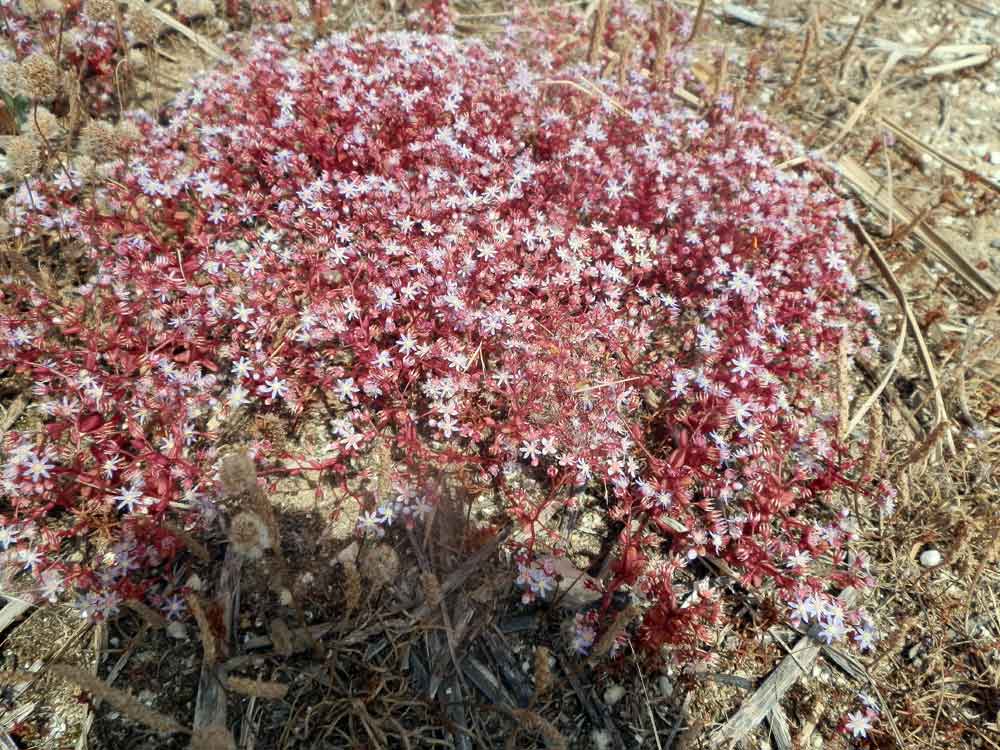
[0,62,25,98]
[20,53,62,103]
[341,558,361,611]
[26,106,62,144]
[18,0,64,17]
[78,120,120,163]
[72,155,96,182]
[533,646,553,699]
[5,136,41,181]
[189,726,237,750]
[420,571,442,607]
[116,119,142,150]
[127,1,162,45]
[229,510,271,559]
[361,543,400,589]
[48,663,186,734]
[219,451,258,498]
[224,676,288,700]
[177,0,215,18]
[269,617,294,656]
[127,48,149,72]
[85,0,119,22]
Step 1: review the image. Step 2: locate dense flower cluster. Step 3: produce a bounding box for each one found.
[1,7,882,663]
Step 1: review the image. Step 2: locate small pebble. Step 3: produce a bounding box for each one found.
[603,684,626,706]
[920,549,943,568]
[166,621,188,640]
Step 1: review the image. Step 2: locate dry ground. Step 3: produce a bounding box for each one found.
[1,1,999,749]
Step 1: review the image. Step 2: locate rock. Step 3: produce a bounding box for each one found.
[166,621,188,640]
[920,549,943,568]
[603,683,626,706]
[591,730,612,750]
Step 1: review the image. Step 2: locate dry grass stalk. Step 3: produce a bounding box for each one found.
[904,421,948,475]
[590,604,640,661]
[587,0,609,65]
[187,592,217,664]
[652,3,672,82]
[888,195,936,249]
[615,33,635,87]
[861,405,884,479]
[780,26,812,101]
[49,662,188,734]
[712,46,729,99]
[687,0,707,44]
[837,0,884,67]
[837,333,851,441]
[871,615,918,669]
[855,222,956,456]
[533,646,553,701]
[224,676,288,700]
[508,708,567,750]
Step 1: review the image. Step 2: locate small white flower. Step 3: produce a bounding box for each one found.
[844,710,872,738]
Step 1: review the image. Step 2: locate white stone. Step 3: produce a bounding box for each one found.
[591,730,612,750]
[920,549,943,568]
[603,684,626,706]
